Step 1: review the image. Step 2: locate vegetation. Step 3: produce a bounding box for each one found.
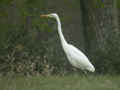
[0,74,120,90]
[0,0,120,75]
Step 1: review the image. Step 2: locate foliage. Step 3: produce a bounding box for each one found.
[0,0,120,75]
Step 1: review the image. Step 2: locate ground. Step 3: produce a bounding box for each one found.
[0,74,120,90]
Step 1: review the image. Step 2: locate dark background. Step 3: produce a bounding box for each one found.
[0,0,120,76]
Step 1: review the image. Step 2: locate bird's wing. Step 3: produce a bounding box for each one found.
[63,44,91,69]
[68,44,89,59]
[65,44,95,72]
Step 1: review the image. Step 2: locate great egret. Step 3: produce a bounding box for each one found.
[40,13,95,72]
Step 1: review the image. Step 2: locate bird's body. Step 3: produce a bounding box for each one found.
[63,44,94,71]
[41,13,95,72]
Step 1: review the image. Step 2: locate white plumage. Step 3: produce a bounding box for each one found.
[41,13,95,72]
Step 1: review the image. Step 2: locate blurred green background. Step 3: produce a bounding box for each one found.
[0,0,120,76]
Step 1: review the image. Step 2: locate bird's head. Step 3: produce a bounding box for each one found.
[40,13,58,19]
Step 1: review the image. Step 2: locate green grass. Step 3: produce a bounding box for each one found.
[0,74,120,90]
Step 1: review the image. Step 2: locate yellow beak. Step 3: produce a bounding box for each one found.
[40,14,49,18]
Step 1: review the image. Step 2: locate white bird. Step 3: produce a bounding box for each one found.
[40,13,95,72]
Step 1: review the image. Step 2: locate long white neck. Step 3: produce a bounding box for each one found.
[55,15,67,46]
